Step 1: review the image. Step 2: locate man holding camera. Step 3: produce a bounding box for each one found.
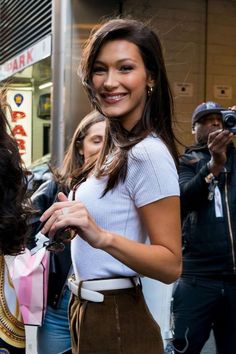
[172,101,236,354]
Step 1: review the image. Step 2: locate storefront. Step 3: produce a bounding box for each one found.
[0,36,52,166]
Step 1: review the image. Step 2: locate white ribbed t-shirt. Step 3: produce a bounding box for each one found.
[70,134,180,281]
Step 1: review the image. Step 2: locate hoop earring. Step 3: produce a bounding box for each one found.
[148,86,154,96]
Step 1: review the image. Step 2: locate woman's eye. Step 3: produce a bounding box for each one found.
[93,66,106,74]
[92,137,102,144]
[119,65,134,72]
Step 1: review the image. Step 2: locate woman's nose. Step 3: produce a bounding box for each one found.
[103,70,118,90]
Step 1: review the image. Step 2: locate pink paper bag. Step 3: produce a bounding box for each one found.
[5,245,49,326]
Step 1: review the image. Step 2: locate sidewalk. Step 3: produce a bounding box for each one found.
[201,331,216,354]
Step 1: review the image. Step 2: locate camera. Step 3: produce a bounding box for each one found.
[221,110,236,134]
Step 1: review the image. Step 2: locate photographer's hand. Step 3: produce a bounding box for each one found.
[228,105,236,111]
[207,129,233,176]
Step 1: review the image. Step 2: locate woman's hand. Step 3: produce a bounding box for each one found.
[40,192,109,249]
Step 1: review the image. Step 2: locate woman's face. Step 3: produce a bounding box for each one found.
[80,121,106,163]
[91,39,153,130]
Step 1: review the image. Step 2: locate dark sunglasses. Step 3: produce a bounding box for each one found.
[43,239,65,253]
[37,220,77,253]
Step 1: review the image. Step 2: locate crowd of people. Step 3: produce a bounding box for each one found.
[0,16,235,354]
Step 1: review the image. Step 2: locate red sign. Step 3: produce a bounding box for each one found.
[7,90,32,165]
[12,111,26,122]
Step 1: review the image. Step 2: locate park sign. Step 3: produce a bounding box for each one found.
[0,36,51,81]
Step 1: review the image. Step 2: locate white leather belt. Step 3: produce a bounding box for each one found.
[68,277,139,303]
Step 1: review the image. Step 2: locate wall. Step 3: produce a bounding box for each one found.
[123,0,236,149]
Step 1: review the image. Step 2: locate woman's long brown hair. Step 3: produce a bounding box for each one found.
[79,18,179,195]
[0,97,32,255]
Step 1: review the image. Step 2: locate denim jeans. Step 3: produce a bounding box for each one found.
[172,276,236,354]
[37,286,71,354]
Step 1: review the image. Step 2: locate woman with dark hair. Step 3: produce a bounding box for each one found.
[0,99,31,352]
[30,110,106,354]
[40,18,182,354]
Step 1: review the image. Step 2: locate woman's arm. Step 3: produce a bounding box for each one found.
[103,196,182,284]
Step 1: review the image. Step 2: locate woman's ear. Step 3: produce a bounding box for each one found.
[77,141,84,156]
[147,77,156,91]
[147,78,156,96]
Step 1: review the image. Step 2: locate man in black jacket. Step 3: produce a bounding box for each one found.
[172,102,236,354]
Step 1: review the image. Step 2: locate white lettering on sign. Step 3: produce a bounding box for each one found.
[0,36,51,81]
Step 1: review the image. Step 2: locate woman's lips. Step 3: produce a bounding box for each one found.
[101,93,127,104]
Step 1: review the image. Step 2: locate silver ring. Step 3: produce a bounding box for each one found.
[61,208,69,215]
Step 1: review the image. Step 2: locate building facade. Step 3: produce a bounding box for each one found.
[0,0,52,166]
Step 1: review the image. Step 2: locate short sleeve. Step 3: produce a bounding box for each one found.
[126,136,180,208]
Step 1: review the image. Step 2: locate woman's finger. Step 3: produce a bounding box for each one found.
[58,192,68,201]
[40,201,86,236]
[40,208,63,236]
[40,200,76,222]
[45,209,84,238]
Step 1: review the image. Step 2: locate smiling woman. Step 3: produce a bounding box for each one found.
[40,17,182,354]
[92,39,152,130]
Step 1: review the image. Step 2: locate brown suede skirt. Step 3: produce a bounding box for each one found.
[69,281,164,354]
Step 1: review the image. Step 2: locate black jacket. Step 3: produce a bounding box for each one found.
[30,179,72,308]
[179,143,236,276]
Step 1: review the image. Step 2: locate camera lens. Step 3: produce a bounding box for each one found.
[224,114,236,128]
